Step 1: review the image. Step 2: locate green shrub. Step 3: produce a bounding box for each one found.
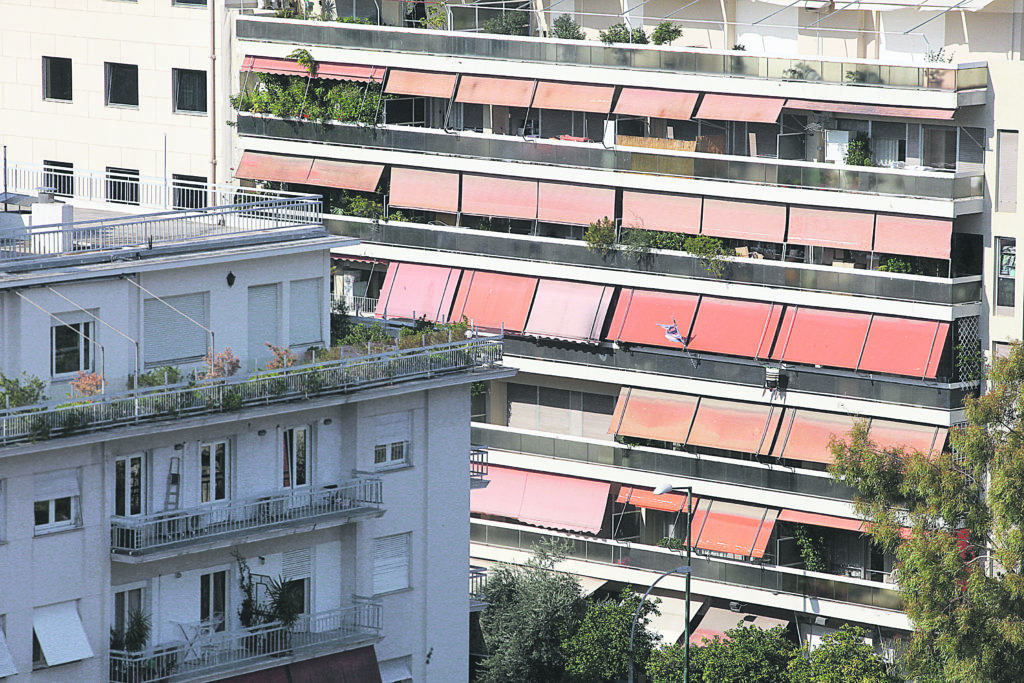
[0,372,47,407]
[584,216,617,255]
[651,21,681,45]
[599,23,648,44]
[482,11,529,35]
[551,14,585,40]
[844,131,873,166]
[682,234,727,278]
[877,257,917,274]
[130,366,183,389]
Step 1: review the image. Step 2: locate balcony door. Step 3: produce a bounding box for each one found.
[114,454,145,517]
[200,570,227,632]
[200,440,229,504]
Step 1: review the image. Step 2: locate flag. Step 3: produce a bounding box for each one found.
[657,320,689,346]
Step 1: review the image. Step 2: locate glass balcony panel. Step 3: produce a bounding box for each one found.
[694,53,725,74]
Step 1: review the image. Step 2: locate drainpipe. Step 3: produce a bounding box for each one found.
[209,0,218,204]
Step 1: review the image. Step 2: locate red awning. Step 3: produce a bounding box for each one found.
[523,279,614,342]
[857,316,948,378]
[455,76,536,108]
[519,470,611,534]
[235,151,312,184]
[777,510,865,533]
[608,387,698,444]
[621,191,701,234]
[461,174,538,220]
[696,94,785,123]
[450,270,537,333]
[384,69,457,99]
[616,486,697,512]
[873,214,953,260]
[614,88,700,120]
[389,168,460,213]
[687,298,783,358]
[606,288,700,348]
[787,206,875,251]
[219,667,290,683]
[471,465,529,519]
[288,646,384,683]
[242,56,383,82]
[775,409,859,464]
[771,307,872,370]
[533,81,614,113]
[692,500,778,558]
[686,398,782,455]
[307,159,384,192]
[868,419,947,456]
[537,182,615,225]
[374,262,461,323]
[784,99,955,121]
[701,198,786,242]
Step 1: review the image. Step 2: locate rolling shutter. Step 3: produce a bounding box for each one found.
[289,278,322,347]
[374,534,411,595]
[144,292,209,367]
[248,284,279,368]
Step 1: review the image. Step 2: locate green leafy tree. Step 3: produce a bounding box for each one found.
[482,11,529,35]
[0,372,48,407]
[788,625,899,683]
[551,14,585,40]
[584,216,617,256]
[647,642,712,683]
[699,625,798,683]
[844,132,873,166]
[682,234,727,278]
[599,23,649,45]
[651,21,682,45]
[829,341,1024,683]
[562,588,661,682]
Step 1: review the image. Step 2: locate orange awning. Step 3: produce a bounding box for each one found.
[775,409,859,464]
[687,298,783,358]
[696,94,785,123]
[692,500,778,558]
[702,198,786,242]
[777,509,865,533]
[868,419,947,456]
[616,486,697,513]
[450,270,537,333]
[533,81,614,113]
[455,75,536,108]
[384,69,457,99]
[470,465,529,520]
[857,317,948,378]
[621,191,701,234]
[389,168,460,213]
[686,398,782,455]
[873,214,952,260]
[771,307,872,370]
[608,387,698,444]
[614,88,700,120]
[606,288,699,348]
[787,206,875,251]
[234,151,312,184]
[374,262,461,323]
[461,174,538,220]
[241,56,383,82]
[523,279,614,342]
[307,159,384,192]
[784,99,955,121]
[537,182,615,225]
[472,466,610,534]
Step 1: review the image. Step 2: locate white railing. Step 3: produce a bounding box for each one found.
[0,195,322,265]
[331,294,379,318]
[111,478,382,555]
[3,161,309,211]
[108,602,382,683]
[0,335,503,448]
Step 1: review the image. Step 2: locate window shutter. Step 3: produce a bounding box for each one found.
[374,534,410,594]
[248,284,279,367]
[144,293,209,367]
[283,547,312,580]
[0,625,16,677]
[375,412,411,445]
[33,469,80,502]
[999,130,1019,212]
[289,279,322,347]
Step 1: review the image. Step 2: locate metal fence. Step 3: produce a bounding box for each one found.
[108,602,382,683]
[110,478,382,555]
[470,444,488,479]
[331,294,379,318]
[0,336,503,448]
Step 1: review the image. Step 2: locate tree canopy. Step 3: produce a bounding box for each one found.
[830,342,1024,682]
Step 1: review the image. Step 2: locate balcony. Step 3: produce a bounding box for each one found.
[470,444,489,481]
[110,479,383,558]
[470,565,488,613]
[325,216,983,306]
[108,601,381,683]
[238,115,983,205]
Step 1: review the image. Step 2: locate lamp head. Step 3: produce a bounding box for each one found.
[653,482,675,495]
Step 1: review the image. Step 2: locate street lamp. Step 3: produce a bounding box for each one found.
[627,482,694,683]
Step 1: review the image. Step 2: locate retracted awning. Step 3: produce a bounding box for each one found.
[374,262,461,323]
[686,398,782,455]
[389,168,460,213]
[472,466,611,534]
[621,191,701,234]
[787,206,875,251]
[33,601,94,666]
[784,99,955,121]
[608,387,698,444]
[614,87,700,120]
[0,628,16,678]
[307,159,384,192]
[234,151,313,184]
[533,81,614,113]
[523,279,614,342]
[775,409,859,464]
[873,214,952,260]
[696,94,785,123]
[606,288,699,348]
[778,509,865,533]
[771,307,872,370]
[868,418,947,456]
[241,56,383,82]
[857,316,948,378]
[450,270,538,333]
[537,182,615,226]
[701,198,786,242]
[691,499,778,558]
[686,298,783,358]
[455,75,536,108]
[461,174,538,220]
[616,486,697,512]
[384,69,458,99]
[471,465,529,519]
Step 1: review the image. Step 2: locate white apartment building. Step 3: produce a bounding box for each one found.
[0,190,509,682]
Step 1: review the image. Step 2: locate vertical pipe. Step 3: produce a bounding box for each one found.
[209,0,218,206]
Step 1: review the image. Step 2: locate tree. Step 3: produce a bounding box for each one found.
[562,588,661,682]
[482,11,529,35]
[699,625,798,683]
[651,21,682,45]
[829,341,1024,683]
[599,23,649,45]
[788,625,898,683]
[551,14,585,40]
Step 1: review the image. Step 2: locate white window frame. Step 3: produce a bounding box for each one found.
[200,440,230,503]
[34,496,79,533]
[50,318,93,377]
[373,412,412,471]
[282,426,311,489]
[997,236,1016,311]
[373,533,411,595]
[200,569,228,632]
[112,583,147,637]
[114,454,145,518]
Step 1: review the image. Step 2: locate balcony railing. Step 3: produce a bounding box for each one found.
[237,18,987,93]
[239,116,984,202]
[0,336,503,448]
[471,519,903,612]
[470,565,488,612]
[470,444,488,479]
[110,479,382,556]
[331,294,379,318]
[108,601,382,683]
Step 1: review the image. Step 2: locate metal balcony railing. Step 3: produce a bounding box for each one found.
[110,478,382,555]
[470,444,488,479]
[108,601,381,683]
[331,294,379,318]
[470,564,488,612]
[0,336,503,448]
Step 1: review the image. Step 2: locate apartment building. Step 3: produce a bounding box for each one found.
[0,189,508,682]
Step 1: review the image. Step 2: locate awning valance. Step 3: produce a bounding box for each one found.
[778,509,865,532]
[784,99,955,121]
[241,56,383,82]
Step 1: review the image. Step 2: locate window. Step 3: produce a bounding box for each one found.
[0,615,16,678]
[105,62,138,107]
[922,125,957,170]
[374,441,407,467]
[34,470,80,534]
[143,292,210,367]
[200,440,228,503]
[994,341,1012,359]
[114,454,144,517]
[42,56,72,101]
[200,570,227,631]
[113,587,144,636]
[373,533,411,594]
[172,174,207,209]
[106,167,140,205]
[998,130,1019,212]
[998,237,1016,310]
[282,547,311,614]
[172,69,207,114]
[43,160,74,197]
[33,601,93,668]
[282,427,310,488]
[374,413,411,469]
[51,319,92,376]
[174,0,207,6]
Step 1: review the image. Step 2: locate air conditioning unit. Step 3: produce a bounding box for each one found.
[729,601,743,612]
